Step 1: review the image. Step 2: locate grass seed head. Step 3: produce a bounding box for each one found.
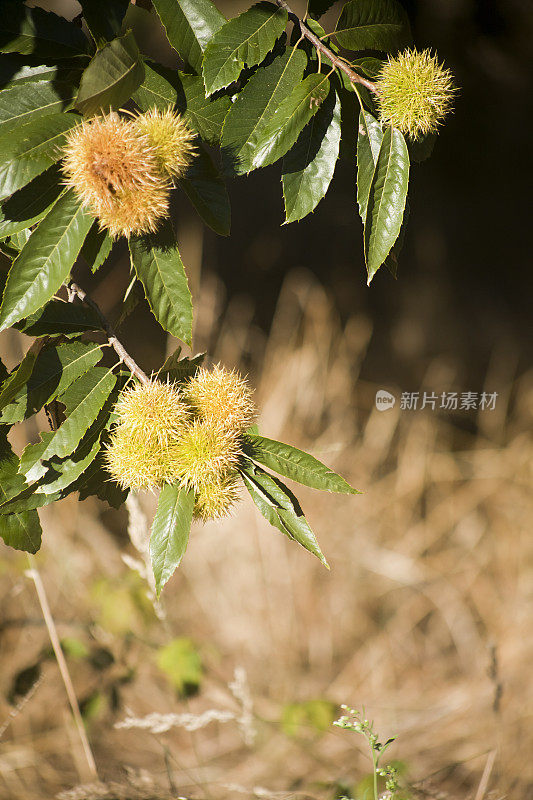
[132,107,196,181]
[183,365,256,435]
[61,112,170,237]
[376,48,456,140]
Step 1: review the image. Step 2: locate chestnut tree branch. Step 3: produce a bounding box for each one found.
[68,281,150,385]
[275,0,379,95]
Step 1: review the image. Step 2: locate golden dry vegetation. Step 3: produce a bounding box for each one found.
[0,266,531,800]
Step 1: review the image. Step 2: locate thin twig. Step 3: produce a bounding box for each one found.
[275,0,378,94]
[68,281,150,384]
[474,750,497,800]
[25,556,98,780]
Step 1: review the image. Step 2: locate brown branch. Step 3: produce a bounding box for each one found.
[276,0,378,95]
[68,281,150,385]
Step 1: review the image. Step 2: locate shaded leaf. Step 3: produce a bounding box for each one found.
[79,0,130,47]
[0,429,41,553]
[0,166,64,238]
[282,87,341,223]
[0,190,93,331]
[158,349,205,382]
[75,31,144,116]
[179,145,230,236]
[80,223,113,273]
[220,44,307,176]
[202,2,288,96]
[129,220,193,345]
[150,484,194,597]
[0,80,76,137]
[0,341,102,424]
[0,113,79,201]
[152,0,226,73]
[240,459,328,566]
[250,73,330,170]
[364,125,409,282]
[15,299,101,338]
[334,0,411,52]
[133,62,230,145]
[245,434,359,494]
[20,368,117,484]
[0,2,89,59]
[0,59,85,88]
[356,108,383,223]
[308,0,338,19]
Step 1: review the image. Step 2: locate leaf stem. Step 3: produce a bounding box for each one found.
[275,0,378,95]
[68,281,150,385]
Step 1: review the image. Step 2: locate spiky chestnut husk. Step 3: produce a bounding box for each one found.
[132,107,196,181]
[183,365,256,435]
[376,49,455,140]
[104,380,189,490]
[173,418,242,493]
[105,424,183,491]
[113,379,189,446]
[193,471,241,521]
[61,112,170,237]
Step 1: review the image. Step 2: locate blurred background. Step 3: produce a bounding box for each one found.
[0,1,532,798]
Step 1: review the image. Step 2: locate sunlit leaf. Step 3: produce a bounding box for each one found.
[152,0,226,73]
[75,31,144,116]
[129,220,193,345]
[0,190,93,331]
[150,484,194,597]
[202,2,288,96]
[282,88,341,223]
[221,44,307,176]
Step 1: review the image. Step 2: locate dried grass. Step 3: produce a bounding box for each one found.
[0,269,531,800]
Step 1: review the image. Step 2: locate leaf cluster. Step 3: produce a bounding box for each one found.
[0,0,441,588]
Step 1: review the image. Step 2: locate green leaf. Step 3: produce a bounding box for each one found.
[0,340,43,413]
[0,341,103,424]
[364,125,409,282]
[202,2,288,96]
[220,44,307,176]
[158,349,205,382]
[0,113,79,201]
[129,220,193,345]
[80,223,113,273]
[0,2,89,59]
[79,0,130,47]
[179,145,230,236]
[133,62,231,145]
[334,0,411,52]
[0,59,86,88]
[308,0,338,19]
[156,637,202,694]
[250,73,330,170]
[152,0,226,73]
[240,459,328,567]
[20,368,117,483]
[356,109,383,224]
[282,88,341,223]
[0,190,93,332]
[0,166,64,238]
[150,484,194,597]
[75,31,145,116]
[14,299,101,338]
[245,434,359,494]
[0,435,42,552]
[0,80,76,136]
